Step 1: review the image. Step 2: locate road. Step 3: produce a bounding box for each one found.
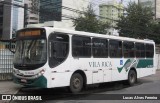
[11,70,160,103]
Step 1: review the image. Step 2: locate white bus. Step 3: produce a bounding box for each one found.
[13,27,156,93]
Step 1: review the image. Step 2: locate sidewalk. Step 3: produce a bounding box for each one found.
[0,81,22,103]
[0,81,22,94]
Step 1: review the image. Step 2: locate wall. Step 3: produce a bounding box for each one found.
[155,54,160,70]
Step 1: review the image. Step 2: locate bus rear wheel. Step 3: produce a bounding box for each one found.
[128,70,137,86]
[70,73,83,93]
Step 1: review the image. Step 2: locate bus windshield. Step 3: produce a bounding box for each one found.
[13,39,47,70]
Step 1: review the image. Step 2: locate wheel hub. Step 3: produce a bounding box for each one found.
[73,78,81,89]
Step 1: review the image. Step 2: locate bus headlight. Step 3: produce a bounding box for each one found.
[13,69,20,74]
[36,69,45,78]
[40,69,45,74]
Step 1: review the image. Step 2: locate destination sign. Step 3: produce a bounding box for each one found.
[17,29,46,38]
[19,30,41,37]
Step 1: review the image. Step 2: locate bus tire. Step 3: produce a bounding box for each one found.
[70,73,83,93]
[128,70,137,86]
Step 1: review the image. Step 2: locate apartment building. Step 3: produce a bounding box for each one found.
[99,0,124,27]
[24,0,39,25]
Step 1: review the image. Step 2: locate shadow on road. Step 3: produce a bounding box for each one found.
[9,78,154,103]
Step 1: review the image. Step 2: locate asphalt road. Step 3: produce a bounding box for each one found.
[11,70,160,103]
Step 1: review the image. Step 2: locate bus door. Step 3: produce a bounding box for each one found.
[103,66,112,82]
[92,67,104,83]
[91,61,112,83]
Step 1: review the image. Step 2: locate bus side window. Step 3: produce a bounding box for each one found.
[72,35,91,58]
[92,38,108,58]
[123,41,135,58]
[135,43,145,58]
[109,40,122,58]
[146,44,154,58]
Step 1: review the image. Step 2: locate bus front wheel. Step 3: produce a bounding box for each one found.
[128,70,137,86]
[69,73,83,93]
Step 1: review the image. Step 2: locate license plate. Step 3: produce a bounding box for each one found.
[21,79,27,83]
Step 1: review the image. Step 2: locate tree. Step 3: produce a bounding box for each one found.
[73,5,110,34]
[117,2,154,39]
[149,23,160,44]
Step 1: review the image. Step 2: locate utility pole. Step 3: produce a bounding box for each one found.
[24,4,28,28]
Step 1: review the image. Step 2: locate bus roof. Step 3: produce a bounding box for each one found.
[31,27,155,44]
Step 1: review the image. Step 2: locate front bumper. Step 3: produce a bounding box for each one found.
[13,75,47,88]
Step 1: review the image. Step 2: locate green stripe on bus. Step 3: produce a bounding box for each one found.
[137,59,153,68]
[33,76,47,88]
[117,59,153,73]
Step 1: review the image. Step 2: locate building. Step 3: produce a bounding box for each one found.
[24,0,39,26]
[12,0,24,38]
[32,0,90,30]
[99,0,124,27]
[54,0,90,30]
[39,0,62,23]
[139,0,160,21]
[0,0,24,39]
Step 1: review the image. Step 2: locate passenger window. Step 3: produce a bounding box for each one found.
[109,40,122,58]
[135,43,145,58]
[123,41,135,58]
[49,33,69,68]
[146,44,154,58]
[72,35,91,57]
[92,38,108,58]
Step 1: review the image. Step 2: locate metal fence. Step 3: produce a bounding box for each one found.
[0,40,15,81]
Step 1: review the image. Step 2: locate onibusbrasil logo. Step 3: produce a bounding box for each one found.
[1,95,42,101]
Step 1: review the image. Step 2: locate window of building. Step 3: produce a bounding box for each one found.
[123,41,135,58]
[92,38,108,58]
[72,35,91,58]
[109,40,122,58]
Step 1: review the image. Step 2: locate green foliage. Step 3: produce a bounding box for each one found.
[117,2,160,43]
[73,5,110,34]
[149,23,160,43]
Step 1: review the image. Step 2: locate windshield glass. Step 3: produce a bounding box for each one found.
[13,39,47,70]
